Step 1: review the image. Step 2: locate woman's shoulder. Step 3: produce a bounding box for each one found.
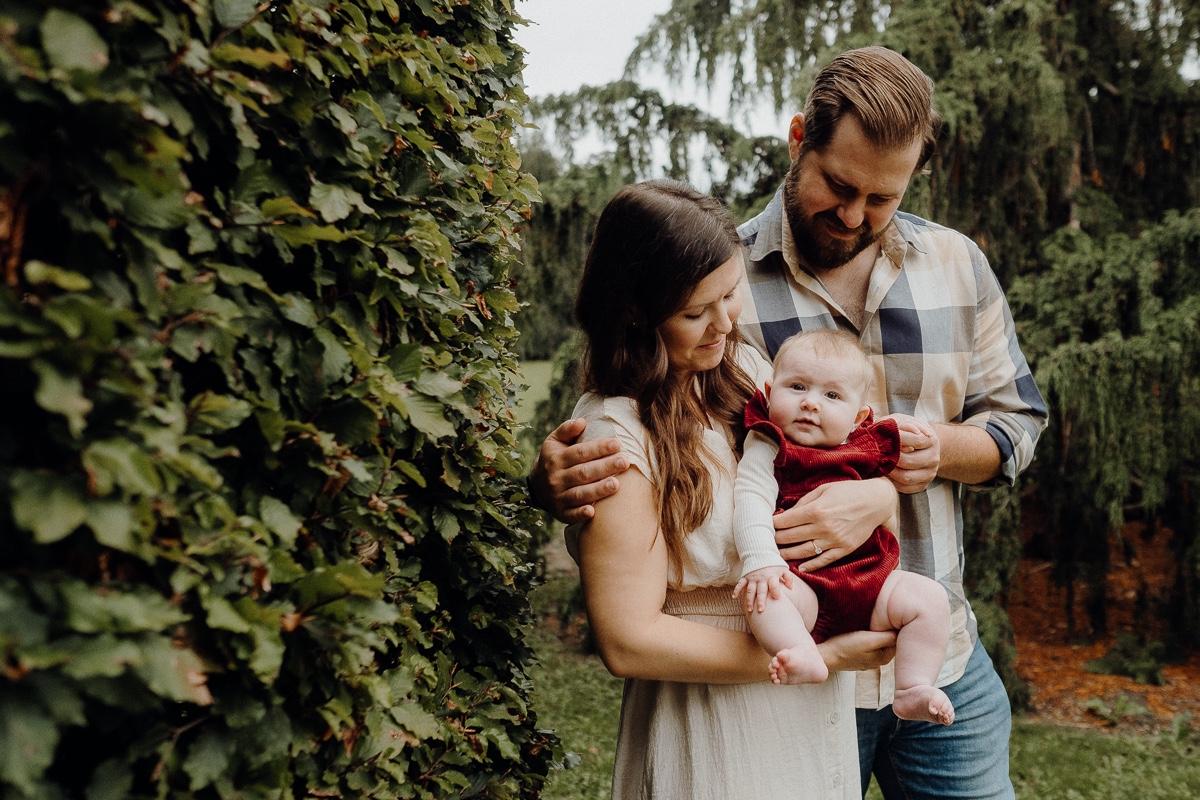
[571,392,654,472]
[572,393,644,437]
[733,341,771,389]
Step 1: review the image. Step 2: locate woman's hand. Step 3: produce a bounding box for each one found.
[732,565,793,613]
[773,478,898,570]
[817,629,897,672]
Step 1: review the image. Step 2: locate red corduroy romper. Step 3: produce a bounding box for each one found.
[744,390,902,643]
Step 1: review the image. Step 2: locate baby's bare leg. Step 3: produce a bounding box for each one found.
[870,570,955,725]
[745,579,828,684]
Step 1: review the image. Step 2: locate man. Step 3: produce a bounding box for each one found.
[532,46,1046,799]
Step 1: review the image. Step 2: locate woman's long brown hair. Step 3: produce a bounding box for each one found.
[575,180,756,573]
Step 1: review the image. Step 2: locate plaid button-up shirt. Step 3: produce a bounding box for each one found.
[737,189,1047,708]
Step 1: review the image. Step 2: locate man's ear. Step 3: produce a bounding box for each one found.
[788,113,806,162]
[854,405,871,427]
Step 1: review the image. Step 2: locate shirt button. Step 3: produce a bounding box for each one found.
[832,772,843,786]
[828,711,840,726]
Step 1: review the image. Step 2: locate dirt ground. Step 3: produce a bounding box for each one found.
[1008,520,1200,733]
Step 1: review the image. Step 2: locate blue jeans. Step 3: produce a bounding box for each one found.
[856,639,1014,799]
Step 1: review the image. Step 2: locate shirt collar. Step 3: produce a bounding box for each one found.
[755,186,924,274]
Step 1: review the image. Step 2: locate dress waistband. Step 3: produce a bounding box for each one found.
[663,585,742,617]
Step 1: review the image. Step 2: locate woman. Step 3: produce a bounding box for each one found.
[566,180,898,798]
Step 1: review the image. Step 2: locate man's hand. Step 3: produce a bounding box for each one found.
[732,565,793,614]
[817,629,897,672]
[529,418,628,524]
[884,414,940,494]
[773,479,898,570]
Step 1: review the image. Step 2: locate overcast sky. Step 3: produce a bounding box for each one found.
[513,0,790,139]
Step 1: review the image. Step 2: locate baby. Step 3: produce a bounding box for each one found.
[732,329,955,726]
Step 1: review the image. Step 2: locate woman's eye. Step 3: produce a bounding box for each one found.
[684,312,703,320]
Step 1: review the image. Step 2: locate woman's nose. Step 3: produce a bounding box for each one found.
[712,310,734,334]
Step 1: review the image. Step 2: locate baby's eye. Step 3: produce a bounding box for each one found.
[825,391,841,400]
[790,383,806,391]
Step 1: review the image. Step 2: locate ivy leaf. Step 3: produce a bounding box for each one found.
[25,260,92,291]
[183,730,233,789]
[86,760,133,800]
[406,395,456,440]
[214,0,260,28]
[82,439,162,496]
[85,501,136,553]
[10,472,87,543]
[204,595,251,634]
[189,392,253,432]
[275,224,354,246]
[40,10,109,74]
[310,181,372,223]
[212,43,291,70]
[260,196,315,220]
[0,693,58,795]
[61,582,186,634]
[135,638,213,705]
[393,703,439,739]
[259,496,301,546]
[33,361,92,437]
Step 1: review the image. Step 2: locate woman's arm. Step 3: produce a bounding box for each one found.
[579,466,770,684]
[579,466,898,682]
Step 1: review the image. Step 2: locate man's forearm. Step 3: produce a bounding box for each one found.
[933,422,1001,485]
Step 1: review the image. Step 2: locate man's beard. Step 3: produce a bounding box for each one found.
[783,165,880,273]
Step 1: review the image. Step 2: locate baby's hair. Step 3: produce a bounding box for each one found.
[773,329,873,393]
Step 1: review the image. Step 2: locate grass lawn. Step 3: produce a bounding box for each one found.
[516,359,554,425]
[529,577,1200,800]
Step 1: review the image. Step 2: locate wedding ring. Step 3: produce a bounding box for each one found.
[812,541,822,556]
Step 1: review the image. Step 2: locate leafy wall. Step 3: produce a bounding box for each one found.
[0,1,552,797]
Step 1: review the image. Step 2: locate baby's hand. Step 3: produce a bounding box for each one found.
[732,566,793,613]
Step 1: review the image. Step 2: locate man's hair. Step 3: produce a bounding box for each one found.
[802,46,942,169]
[773,329,873,394]
[575,180,756,574]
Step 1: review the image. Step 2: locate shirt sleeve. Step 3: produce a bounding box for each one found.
[563,394,654,565]
[732,430,788,577]
[961,244,1049,486]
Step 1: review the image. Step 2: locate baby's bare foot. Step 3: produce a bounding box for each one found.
[769,646,829,685]
[892,685,955,725]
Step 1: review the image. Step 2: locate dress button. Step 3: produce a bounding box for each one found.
[828,711,840,726]
[832,772,842,786]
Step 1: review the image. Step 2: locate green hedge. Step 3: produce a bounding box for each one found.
[0,1,553,797]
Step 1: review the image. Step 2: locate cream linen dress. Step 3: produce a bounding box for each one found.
[566,344,859,800]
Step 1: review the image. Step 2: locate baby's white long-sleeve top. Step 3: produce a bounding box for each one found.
[733,430,790,578]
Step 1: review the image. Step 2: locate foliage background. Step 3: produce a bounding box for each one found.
[0,1,553,797]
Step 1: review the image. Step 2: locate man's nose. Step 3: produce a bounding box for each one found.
[837,198,865,230]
